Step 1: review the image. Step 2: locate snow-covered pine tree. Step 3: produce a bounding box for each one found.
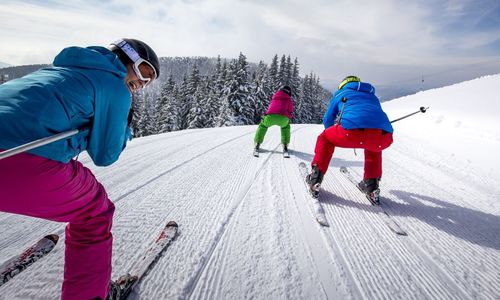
[177,74,191,130]
[214,60,230,127]
[187,78,210,129]
[298,74,314,123]
[157,75,181,132]
[185,64,203,128]
[268,54,279,94]
[236,53,255,125]
[251,61,270,124]
[204,73,219,128]
[218,54,254,126]
[290,58,301,97]
[135,92,155,137]
[128,91,142,137]
[218,60,239,126]
[276,54,293,87]
[311,74,327,123]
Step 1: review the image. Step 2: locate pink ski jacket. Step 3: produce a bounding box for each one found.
[265,90,294,119]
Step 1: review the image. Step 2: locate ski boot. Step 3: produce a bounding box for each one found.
[283,144,290,158]
[106,274,138,300]
[306,164,324,198]
[253,143,260,157]
[357,178,381,204]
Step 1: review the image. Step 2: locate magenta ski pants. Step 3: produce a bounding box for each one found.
[0,151,114,300]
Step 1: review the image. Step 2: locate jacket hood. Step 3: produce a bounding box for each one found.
[342,81,376,94]
[53,46,127,78]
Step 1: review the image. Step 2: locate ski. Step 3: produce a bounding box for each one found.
[339,166,407,235]
[298,162,329,226]
[340,167,380,205]
[253,149,259,157]
[108,221,178,300]
[0,234,59,287]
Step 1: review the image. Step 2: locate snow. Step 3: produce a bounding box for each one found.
[1,75,500,299]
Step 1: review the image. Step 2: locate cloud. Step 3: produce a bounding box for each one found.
[1,0,499,92]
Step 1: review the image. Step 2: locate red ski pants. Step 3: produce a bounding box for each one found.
[0,151,114,300]
[311,125,393,179]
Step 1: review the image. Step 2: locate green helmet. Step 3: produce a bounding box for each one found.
[338,75,361,90]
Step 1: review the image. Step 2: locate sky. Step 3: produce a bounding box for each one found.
[1,0,500,93]
[1,74,499,299]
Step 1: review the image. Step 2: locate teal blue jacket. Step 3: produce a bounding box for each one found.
[0,46,132,166]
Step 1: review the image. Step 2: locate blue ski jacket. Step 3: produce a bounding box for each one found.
[323,81,394,133]
[0,46,132,166]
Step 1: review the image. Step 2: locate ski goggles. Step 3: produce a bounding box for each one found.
[113,39,157,86]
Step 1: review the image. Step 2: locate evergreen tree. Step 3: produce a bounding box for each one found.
[252,61,270,124]
[277,54,287,87]
[135,93,154,137]
[214,60,230,126]
[235,53,255,124]
[128,91,142,137]
[218,54,254,126]
[298,74,314,123]
[290,58,301,97]
[157,75,181,132]
[178,75,191,129]
[204,76,219,128]
[187,83,209,129]
[268,54,279,93]
[155,76,173,132]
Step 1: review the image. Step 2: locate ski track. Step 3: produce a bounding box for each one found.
[327,172,466,300]
[184,127,314,300]
[180,141,280,299]
[379,157,500,299]
[330,139,499,299]
[1,124,499,300]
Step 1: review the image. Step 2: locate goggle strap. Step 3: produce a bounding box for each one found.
[113,39,141,63]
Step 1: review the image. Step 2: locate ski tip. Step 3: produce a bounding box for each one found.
[339,166,347,172]
[44,234,59,244]
[298,162,306,168]
[166,221,178,227]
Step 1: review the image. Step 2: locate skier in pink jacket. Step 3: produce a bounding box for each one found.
[254,85,294,155]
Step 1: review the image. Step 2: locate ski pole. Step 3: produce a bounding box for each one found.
[334,97,348,125]
[390,106,429,123]
[0,129,79,161]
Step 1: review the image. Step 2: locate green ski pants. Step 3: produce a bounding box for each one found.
[254,114,291,145]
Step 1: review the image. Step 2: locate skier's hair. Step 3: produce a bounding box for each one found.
[280,85,292,96]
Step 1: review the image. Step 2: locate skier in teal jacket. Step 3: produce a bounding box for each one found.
[0,38,160,299]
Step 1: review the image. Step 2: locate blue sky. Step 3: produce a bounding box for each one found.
[1,0,499,94]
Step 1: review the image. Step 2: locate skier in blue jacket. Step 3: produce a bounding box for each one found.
[306,76,394,201]
[0,38,160,299]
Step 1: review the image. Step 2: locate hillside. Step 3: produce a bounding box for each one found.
[0,76,499,299]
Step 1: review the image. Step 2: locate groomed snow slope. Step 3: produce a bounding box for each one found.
[0,75,499,300]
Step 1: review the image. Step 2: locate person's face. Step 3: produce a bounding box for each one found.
[125,63,156,93]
